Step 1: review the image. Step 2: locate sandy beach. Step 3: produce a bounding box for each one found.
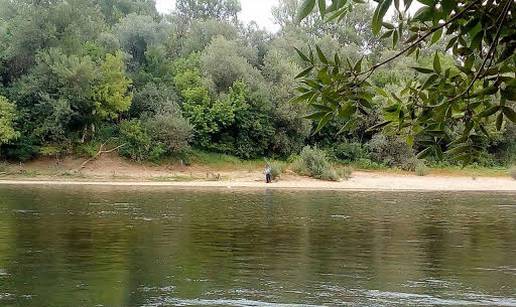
[1,171,515,192]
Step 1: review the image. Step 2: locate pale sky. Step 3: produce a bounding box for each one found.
[154,0,422,33]
[155,0,281,32]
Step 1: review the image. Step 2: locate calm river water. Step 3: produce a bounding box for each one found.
[0,185,515,306]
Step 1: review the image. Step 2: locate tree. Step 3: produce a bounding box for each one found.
[200,36,263,93]
[176,0,241,24]
[0,96,19,147]
[92,51,133,121]
[181,19,239,55]
[294,0,516,164]
[114,13,165,70]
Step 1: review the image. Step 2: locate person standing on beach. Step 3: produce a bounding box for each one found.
[264,164,272,183]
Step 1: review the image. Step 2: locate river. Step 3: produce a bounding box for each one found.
[0,186,515,306]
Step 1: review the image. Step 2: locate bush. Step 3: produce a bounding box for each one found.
[509,166,516,180]
[367,134,415,168]
[320,168,339,181]
[0,161,8,173]
[330,142,367,163]
[269,161,287,180]
[415,162,430,176]
[293,146,340,181]
[353,158,385,169]
[118,120,152,162]
[401,157,420,171]
[76,142,101,158]
[145,113,193,154]
[337,166,353,180]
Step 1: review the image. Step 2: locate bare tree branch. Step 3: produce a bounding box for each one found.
[79,142,127,170]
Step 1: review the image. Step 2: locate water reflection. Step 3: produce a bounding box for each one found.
[0,186,515,306]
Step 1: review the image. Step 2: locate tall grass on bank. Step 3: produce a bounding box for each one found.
[509,166,516,180]
[292,146,351,181]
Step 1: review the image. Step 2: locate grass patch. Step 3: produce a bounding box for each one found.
[415,163,430,176]
[189,150,263,170]
[509,166,516,180]
[292,146,345,181]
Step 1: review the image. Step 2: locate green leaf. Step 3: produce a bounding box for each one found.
[315,45,328,64]
[433,53,441,73]
[477,106,500,117]
[304,111,328,120]
[318,0,326,17]
[421,74,438,90]
[312,103,334,112]
[382,22,395,29]
[297,0,316,22]
[502,106,516,123]
[446,144,470,156]
[293,93,315,105]
[431,28,442,45]
[470,31,484,51]
[496,112,503,130]
[295,66,314,79]
[294,47,310,62]
[412,67,434,74]
[392,30,399,48]
[366,121,392,132]
[372,0,392,35]
[314,112,332,134]
[381,29,394,39]
[417,147,433,158]
[412,6,433,22]
[354,57,363,73]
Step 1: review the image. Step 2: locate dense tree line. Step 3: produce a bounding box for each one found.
[0,0,514,168]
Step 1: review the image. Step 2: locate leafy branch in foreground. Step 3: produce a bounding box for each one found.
[294,0,515,164]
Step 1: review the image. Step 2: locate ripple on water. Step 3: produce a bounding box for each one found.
[142,297,322,307]
[366,290,516,306]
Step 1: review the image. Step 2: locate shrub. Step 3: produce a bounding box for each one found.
[415,162,430,176]
[354,158,385,169]
[337,166,353,180]
[76,142,101,158]
[320,168,339,181]
[509,166,516,180]
[293,146,340,181]
[0,161,8,173]
[401,157,420,171]
[331,142,367,163]
[118,120,152,161]
[145,113,193,154]
[367,134,415,168]
[269,161,287,180]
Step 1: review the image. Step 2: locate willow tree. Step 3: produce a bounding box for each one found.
[294,0,515,164]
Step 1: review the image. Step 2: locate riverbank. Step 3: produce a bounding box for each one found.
[1,155,515,191]
[1,172,516,192]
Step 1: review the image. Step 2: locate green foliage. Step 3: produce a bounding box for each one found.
[0,0,512,170]
[330,141,367,163]
[176,0,241,23]
[268,161,287,180]
[92,51,132,120]
[118,119,152,161]
[145,113,193,154]
[295,0,516,165]
[0,96,19,146]
[415,162,430,177]
[293,146,340,181]
[367,134,415,169]
[200,36,262,93]
[337,166,353,180]
[509,166,516,180]
[130,83,180,118]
